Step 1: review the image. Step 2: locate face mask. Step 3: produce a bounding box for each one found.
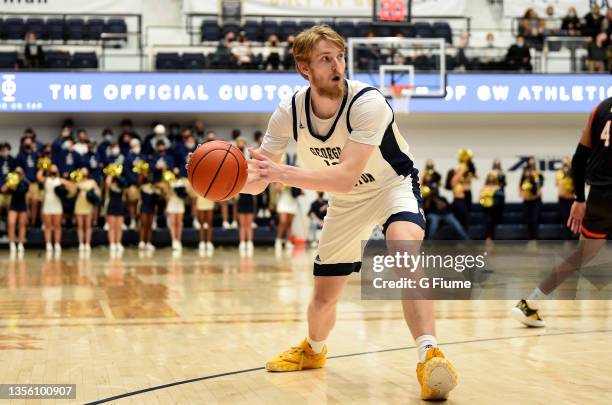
[487,40,494,47]
[157,149,165,155]
[131,146,141,155]
[50,171,58,176]
[104,135,113,142]
[1,151,8,158]
[517,42,524,48]
[24,144,32,151]
[426,164,434,170]
[493,163,501,170]
[185,142,195,150]
[62,130,70,137]
[111,147,120,156]
[62,141,73,150]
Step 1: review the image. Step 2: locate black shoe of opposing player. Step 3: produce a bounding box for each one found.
[511,299,545,327]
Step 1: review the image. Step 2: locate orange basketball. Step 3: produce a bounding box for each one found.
[187,140,248,201]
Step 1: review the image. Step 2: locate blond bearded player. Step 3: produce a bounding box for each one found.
[242,26,458,400]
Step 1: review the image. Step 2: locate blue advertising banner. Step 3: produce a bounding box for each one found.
[1,72,610,113]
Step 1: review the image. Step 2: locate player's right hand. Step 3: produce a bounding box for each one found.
[567,201,586,235]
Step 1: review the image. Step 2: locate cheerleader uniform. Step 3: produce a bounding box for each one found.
[139,183,158,214]
[74,179,96,215]
[42,177,63,215]
[166,179,186,214]
[196,195,214,211]
[276,186,298,215]
[9,180,28,212]
[237,193,256,214]
[107,180,125,216]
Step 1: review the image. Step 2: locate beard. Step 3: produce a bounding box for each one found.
[311,71,345,100]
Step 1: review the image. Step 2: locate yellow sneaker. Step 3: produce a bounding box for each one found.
[265,339,327,372]
[416,347,458,400]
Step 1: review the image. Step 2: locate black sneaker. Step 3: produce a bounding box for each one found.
[511,299,545,327]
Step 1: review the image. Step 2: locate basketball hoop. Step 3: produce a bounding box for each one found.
[388,84,414,113]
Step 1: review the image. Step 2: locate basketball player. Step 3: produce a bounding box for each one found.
[512,96,612,327]
[242,26,457,400]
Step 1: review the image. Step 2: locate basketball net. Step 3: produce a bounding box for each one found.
[389,85,413,113]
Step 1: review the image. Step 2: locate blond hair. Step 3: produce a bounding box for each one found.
[292,25,345,79]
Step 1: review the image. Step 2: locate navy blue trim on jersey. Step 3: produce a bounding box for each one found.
[346,87,394,133]
[314,260,362,276]
[304,81,349,143]
[379,124,419,180]
[382,209,426,236]
[291,91,299,142]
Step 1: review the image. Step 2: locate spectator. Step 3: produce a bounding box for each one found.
[455,31,471,71]
[23,128,43,153]
[150,139,174,183]
[583,4,605,40]
[561,7,582,35]
[423,188,469,240]
[192,120,205,143]
[485,32,496,48]
[263,34,283,70]
[420,159,442,190]
[205,130,217,142]
[231,129,241,141]
[605,7,612,38]
[308,192,328,248]
[231,32,254,67]
[556,156,575,240]
[57,137,79,178]
[23,31,44,69]
[73,129,90,156]
[519,8,544,48]
[120,119,141,142]
[586,32,610,72]
[543,5,560,34]
[144,124,170,157]
[283,34,296,69]
[97,128,115,166]
[506,35,533,71]
[357,31,382,71]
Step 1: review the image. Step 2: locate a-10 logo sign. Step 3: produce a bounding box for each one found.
[508,156,567,172]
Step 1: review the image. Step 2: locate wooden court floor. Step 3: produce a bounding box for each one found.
[0,247,611,404]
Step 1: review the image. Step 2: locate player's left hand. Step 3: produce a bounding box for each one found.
[567,201,586,234]
[248,148,284,183]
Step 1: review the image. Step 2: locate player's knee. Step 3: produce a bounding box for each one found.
[311,293,339,310]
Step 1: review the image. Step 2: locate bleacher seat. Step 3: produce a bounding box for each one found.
[25,18,45,39]
[262,21,279,41]
[356,21,373,37]
[279,20,298,40]
[299,20,316,32]
[336,21,356,38]
[320,20,334,29]
[86,18,105,40]
[399,24,417,38]
[71,52,98,69]
[155,52,181,70]
[433,21,452,44]
[4,18,25,40]
[221,23,240,37]
[181,53,206,69]
[374,25,393,37]
[415,22,434,38]
[243,20,260,41]
[46,18,64,40]
[45,51,71,68]
[0,51,18,68]
[104,18,127,41]
[200,20,219,42]
[66,18,85,41]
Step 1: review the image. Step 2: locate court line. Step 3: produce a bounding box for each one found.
[85,328,612,404]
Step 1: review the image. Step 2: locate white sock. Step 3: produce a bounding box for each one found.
[527,287,547,309]
[415,335,437,363]
[307,336,326,354]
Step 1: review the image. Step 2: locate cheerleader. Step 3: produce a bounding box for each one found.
[1,167,29,254]
[275,183,300,251]
[196,195,214,254]
[520,157,544,240]
[138,172,159,251]
[235,137,255,255]
[165,168,187,251]
[105,169,126,253]
[38,164,71,253]
[74,167,100,252]
[480,174,501,240]
[555,156,574,240]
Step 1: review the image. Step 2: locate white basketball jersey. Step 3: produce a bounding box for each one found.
[291,79,420,200]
